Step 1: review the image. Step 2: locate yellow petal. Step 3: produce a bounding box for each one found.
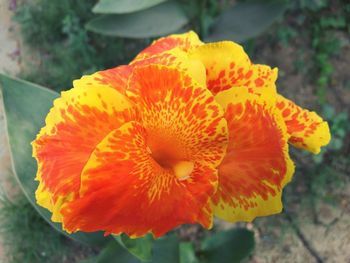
[189,41,277,97]
[276,94,331,154]
[133,31,203,62]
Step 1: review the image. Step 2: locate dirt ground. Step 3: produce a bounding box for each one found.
[0,0,349,262]
[0,0,20,261]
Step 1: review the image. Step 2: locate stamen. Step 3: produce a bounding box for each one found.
[173,161,194,181]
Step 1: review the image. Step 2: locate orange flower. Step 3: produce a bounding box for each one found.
[33,61,228,237]
[32,31,330,237]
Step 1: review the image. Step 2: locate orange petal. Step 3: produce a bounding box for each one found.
[131,48,207,88]
[127,64,228,167]
[61,121,218,237]
[212,88,294,222]
[276,95,331,154]
[133,31,203,62]
[189,42,277,96]
[90,65,132,95]
[32,77,136,222]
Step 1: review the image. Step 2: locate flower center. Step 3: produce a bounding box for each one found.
[147,140,194,181]
[173,161,194,181]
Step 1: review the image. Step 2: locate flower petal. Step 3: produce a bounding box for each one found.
[90,65,132,95]
[276,95,331,154]
[32,78,136,222]
[132,48,207,88]
[61,121,218,237]
[189,42,277,96]
[127,64,228,167]
[212,88,294,222]
[133,31,203,62]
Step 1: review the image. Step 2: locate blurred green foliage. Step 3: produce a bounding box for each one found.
[312,105,350,163]
[306,106,350,214]
[276,0,350,104]
[86,1,190,38]
[14,0,144,91]
[14,0,287,91]
[87,0,286,41]
[0,193,74,263]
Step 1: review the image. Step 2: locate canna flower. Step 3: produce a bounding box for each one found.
[32,31,330,238]
[33,58,228,237]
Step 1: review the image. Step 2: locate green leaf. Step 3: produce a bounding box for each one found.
[79,241,141,263]
[206,1,287,42]
[82,235,180,263]
[200,228,255,263]
[152,235,180,263]
[86,1,189,38]
[0,73,109,247]
[180,242,199,263]
[93,0,168,14]
[113,234,154,262]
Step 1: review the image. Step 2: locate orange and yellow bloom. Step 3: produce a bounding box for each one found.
[32,31,330,238]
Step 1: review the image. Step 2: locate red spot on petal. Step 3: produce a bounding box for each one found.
[255,78,264,87]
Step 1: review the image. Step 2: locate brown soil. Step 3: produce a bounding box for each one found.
[0,1,21,261]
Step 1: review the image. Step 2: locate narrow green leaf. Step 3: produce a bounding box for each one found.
[200,228,255,263]
[113,234,154,262]
[86,1,189,38]
[180,242,199,263]
[207,1,287,42]
[0,73,108,246]
[93,0,168,14]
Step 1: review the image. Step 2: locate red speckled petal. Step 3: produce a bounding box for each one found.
[61,121,217,237]
[276,95,331,154]
[189,41,277,96]
[32,78,136,222]
[132,47,207,88]
[90,65,132,95]
[212,88,294,222]
[133,31,203,62]
[127,64,228,166]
